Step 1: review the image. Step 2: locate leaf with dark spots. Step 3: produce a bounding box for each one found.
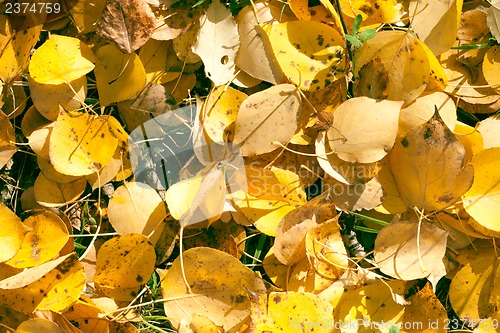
[97,0,156,53]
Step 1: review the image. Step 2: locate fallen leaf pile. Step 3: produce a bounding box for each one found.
[1,0,500,332]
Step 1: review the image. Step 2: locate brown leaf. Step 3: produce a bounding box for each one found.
[97,0,156,53]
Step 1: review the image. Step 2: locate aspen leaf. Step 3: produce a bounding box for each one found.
[375,162,408,214]
[2,83,28,119]
[94,44,147,106]
[0,203,28,263]
[37,157,80,184]
[0,111,18,170]
[236,167,307,236]
[462,148,500,237]
[108,182,166,245]
[390,112,474,211]
[250,291,334,333]
[161,247,268,332]
[274,193,337,266]
[28,123,53,159]
[182,220,245,258]
[0,253,85,314]
[201,86,247,143]
[339,0,403,24]
[401,283,448,332]
[478,115,500,149]
[93,234,155,289]
[316,132,381,185]
[488,0,500,43]
[328,97,403,163]
[261,20,345,91]
[408,0,463,55]
[165,165,226,227]
[14,318,64,333]
[374,221,448,280]
[68,0,106,34]
[192,0,239,86]
[399,92,457,135]
[235,2,285,84]
[449,255,500,325]
[0,12,43,83]
[49,111,118,176]
[233,84,301,156]
[21,106,51,138]
[323,175,384,212]
[96,0,156,53]
[29,35,95,85]
[354,31,430,104]
[173,23,201,64]
[305,218,348,280]
[6,211,69,269]
[482,45,500,94]
[27,76,87,121]
[454,121,484,164]
[34,173,86,208]
[335,280,406,330]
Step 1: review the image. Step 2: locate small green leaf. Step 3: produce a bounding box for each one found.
[345,34,362,47]
[358,29,377,42]
[352,14,363,35]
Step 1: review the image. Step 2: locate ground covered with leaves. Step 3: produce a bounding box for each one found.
[1,0,500,332]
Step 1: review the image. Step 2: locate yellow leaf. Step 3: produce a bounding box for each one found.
[374,162,407,214]
[390,112,474,211]
[235,2,285,84]
[0,111,18,169]
[449,254,499,325]
[34,173,86,208]
[328,97,403,163]
[478,115,500,149]
[68,0,106,34]
[0,203,28,263]
[236,167,307,236]
[400,283,447,332]
[27,75,87,121]
[374,221,448,280]
[0,253,85,314]
[6,211,69,269]
[14,318,64,333]
[108,182,167,245]
[399,92,457,135]
[192,1,239,86]
[305,218,348,280]
[201,86,247,143]
[261,20,345,91]
[316,131,382,185]
[161,247,268,332]
[334,280,406,332]
[49,111,118,176]
[339,0,403,24]
[93,234,155,289]
[274,193,337,265]
[37,157,80,184]
[483,45,500,94]
[409,0,463,56]
[0,12,43,83]
[354,31,430,104]
[463,148,500,237]
[233,84,301,156]
[94,44,146,106]
[29,35,95,85]
[250,291,334,332]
